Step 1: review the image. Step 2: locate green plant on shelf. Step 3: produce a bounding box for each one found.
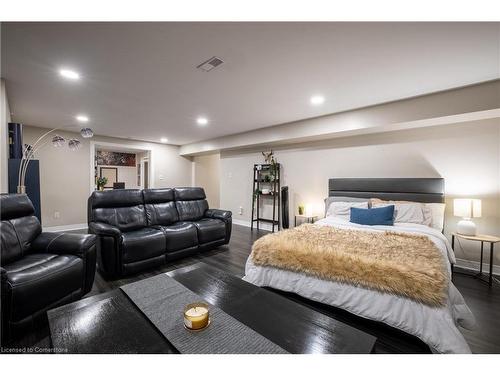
[96,176,108,191]
[269,157,278,181]
[253,189,262,201]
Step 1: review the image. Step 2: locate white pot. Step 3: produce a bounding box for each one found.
[457,219,477,236]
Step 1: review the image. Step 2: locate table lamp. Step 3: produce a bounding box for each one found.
[453,198,481,236]
[305,203,313,217]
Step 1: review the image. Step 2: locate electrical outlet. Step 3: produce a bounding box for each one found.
[54,211,60,219]
[239,206,243,215]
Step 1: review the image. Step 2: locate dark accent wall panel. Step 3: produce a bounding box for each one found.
[8,159,42,222]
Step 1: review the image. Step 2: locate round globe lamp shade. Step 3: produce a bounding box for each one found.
[454,199,481,236]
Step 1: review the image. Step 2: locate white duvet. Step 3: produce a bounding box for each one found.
[243,216,476,353]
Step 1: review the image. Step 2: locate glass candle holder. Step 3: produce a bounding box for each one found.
[183,302,210,330]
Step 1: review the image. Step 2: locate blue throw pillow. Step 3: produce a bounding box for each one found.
[350,205,395,226]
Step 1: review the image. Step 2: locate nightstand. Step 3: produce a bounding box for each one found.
[294,215,318,227]
[451,232,500,286]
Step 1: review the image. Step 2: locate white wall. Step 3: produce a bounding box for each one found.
[0,78,11,193]
[220,119,500,266]
[193,153,220,208]
[23,125,193,228]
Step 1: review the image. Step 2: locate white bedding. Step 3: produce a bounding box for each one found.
[243,216,476,353]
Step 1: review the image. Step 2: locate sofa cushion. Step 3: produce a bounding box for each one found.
[175,200,209,221]
[89,189,143,209]
[0,193,35,220]
[4,253,58,273]
[192,218,226,244]
[159,222,198,253]
[174,187,208,221]
[89,190,147,232]
[143,188,179,226]
[1,221,23,264]
[1,194,42,264]
[121,227,166,263]
[173,187,206,201]
[4,254,83,321]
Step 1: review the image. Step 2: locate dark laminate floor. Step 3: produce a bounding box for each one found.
[4,224,500,353]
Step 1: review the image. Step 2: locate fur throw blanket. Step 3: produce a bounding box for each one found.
[251,224,448,306]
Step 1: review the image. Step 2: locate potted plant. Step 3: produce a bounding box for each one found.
[253,188,262,201]
[298,204,305,215]
[269,157,278,181]
[96,177,108,191]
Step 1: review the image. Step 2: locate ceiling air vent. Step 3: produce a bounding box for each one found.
[196,56,224,72]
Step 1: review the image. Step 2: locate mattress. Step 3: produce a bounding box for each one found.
[243,217,476,353]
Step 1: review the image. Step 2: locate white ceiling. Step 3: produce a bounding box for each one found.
[2,22,499,145]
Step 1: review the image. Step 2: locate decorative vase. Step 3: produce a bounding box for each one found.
[298,206,304,215]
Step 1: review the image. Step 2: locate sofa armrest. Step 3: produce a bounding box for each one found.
[205,209,232,222]
[205,209,232,245]
[88,222,122,238]
[31,232,97,259]
[88,222,123,278]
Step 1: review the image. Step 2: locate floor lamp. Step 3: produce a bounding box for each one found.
[17,126,94,194]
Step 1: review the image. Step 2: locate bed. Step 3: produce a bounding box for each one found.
[243,178,476,353]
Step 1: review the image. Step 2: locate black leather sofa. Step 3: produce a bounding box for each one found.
[87,187,232,278]
[0,194,97,341]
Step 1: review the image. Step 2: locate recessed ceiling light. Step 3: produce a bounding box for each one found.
[196,117,209,126]
[59,69,80,80]
[160,137,168,143]
[310,95,325,106]
[75,115,89,123]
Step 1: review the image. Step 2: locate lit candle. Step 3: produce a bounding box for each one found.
[183,302,210,330]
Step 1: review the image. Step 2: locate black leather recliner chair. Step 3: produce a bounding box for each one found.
[87,187,232,278]
[0,194,97,341]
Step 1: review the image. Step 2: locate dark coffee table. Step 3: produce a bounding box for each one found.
[48,263,376,353]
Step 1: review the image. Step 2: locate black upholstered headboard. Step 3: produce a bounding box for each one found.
[328,178,445,203]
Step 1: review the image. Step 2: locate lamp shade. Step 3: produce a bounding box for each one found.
[305,203,313,216]
[453,199,481,219]
[80,128,94,138]
[52,135,65,147]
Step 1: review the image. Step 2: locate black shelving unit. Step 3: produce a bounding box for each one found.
[251,163,281,232]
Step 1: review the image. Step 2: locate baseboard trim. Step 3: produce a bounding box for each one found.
[232,219,273,232]
[43,223,88,232]
[454,258,500,276]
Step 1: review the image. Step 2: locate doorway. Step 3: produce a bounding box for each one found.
[90,141,152,193]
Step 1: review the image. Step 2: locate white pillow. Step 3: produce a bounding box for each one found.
[424,203,446,231]
[422,205,433,226]
[326,201,369,220]
[372,201,425,224]
[371,199,446,230]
